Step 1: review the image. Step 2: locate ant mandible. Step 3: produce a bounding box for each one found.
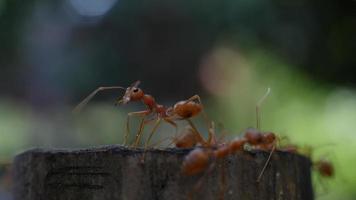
[73,80,208,148]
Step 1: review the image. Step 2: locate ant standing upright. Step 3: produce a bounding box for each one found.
[74,80,209,149]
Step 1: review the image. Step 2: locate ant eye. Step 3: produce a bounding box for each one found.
[133,88,139,93]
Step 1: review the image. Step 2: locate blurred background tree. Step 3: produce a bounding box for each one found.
[0,0,355,199]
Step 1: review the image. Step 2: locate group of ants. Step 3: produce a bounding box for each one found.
[74,80,334,197]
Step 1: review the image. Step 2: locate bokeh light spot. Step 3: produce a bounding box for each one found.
[69,0,118,17]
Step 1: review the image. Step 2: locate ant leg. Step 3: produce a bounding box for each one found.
[316,173,329,196]
[318,175,325,194]
[140,118,162,163]
[73,86,126,113]
[145,125,180,149]
[137,116,179,147]
[207,121,217,146]
[133,117,157,147]
[185,94,203,105]
[257,143,276,182]
[217,122,229,142]
[148,136,173,149]
[124,110,150,146]
[132,117,145,147]
[144,118,162,149]
[186,119,208,146]
[161,118,180,147]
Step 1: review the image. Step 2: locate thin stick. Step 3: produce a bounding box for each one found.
[73,86,125,113]
[256,88,271,130]
[257,144,275,182]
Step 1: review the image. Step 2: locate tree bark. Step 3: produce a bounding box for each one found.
[13,145,313,200]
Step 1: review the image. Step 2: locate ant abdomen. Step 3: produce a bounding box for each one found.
[174,127,199,148]
[229,138,247,153]
[315,159,334,178]
[182,148,211,176]
[173,101,202,119]
[214,145,230,159]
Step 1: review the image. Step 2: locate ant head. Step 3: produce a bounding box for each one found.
[244,128,263,145]
[262,132,276,144]
[122,87,144,103]
[117,80,144,105]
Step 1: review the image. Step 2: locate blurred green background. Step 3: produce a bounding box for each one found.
[0,0,355,199]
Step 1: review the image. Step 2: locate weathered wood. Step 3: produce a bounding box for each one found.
[13,145,313,200]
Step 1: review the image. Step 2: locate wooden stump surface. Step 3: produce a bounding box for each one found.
[13,145,313,200]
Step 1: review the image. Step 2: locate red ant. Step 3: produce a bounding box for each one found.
[149,120,221,151]
[73,80,208,149]
[182,88,275,179]
[314,159,334,178]
[312,157,335,195]
[241,128,278,182]
[180,131,279,198]
[181,130,247,176]
[173,126,203,148]
[148,125,206,149]
[297,144,335,179]
[181,127,247,200]
[182,148,212,176]
[181,122,223,175]
[300,146,335,180]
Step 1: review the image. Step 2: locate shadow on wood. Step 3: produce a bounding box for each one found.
[13,145,313,200]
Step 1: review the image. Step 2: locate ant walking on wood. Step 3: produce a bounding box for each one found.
[181,125,247,200]
[242,128,278,182]
[73,80,209,149]
[149,120,220,150]
[181,88,275,182]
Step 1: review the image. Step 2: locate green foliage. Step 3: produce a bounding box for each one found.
[209,48,356,199]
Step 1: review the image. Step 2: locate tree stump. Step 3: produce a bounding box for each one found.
[13,145,313,200]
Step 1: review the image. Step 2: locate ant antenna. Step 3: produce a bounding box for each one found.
[130,80,141,88]
[73,86,126,114]
[257,144,275,182]
[256,88,271,130]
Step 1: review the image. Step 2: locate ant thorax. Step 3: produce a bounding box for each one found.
[142,94,157,110]
[155,104,168,117]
